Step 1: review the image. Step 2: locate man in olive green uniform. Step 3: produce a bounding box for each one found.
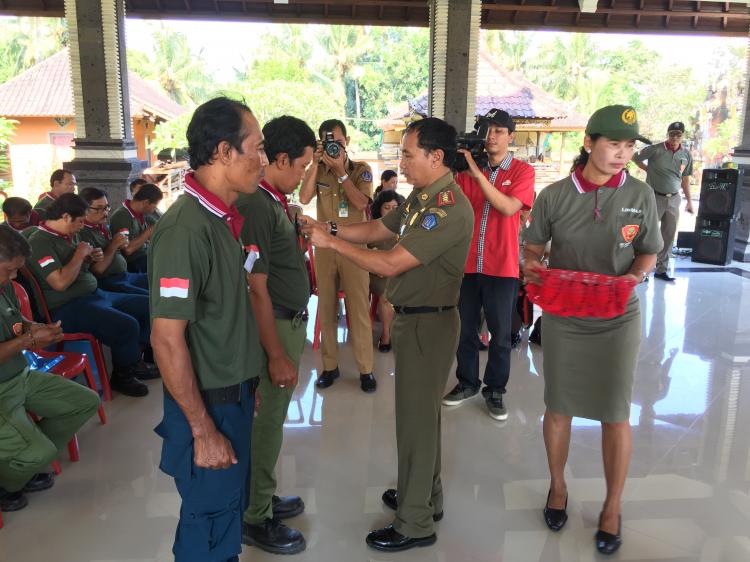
[238,116,315,555]
[0,224,100,514]
[299,119,376,392]
[632,121,694,281]
[34,169,77,221]
[149,97,266,562]
[109,184,162,274]
[301,117,473,552]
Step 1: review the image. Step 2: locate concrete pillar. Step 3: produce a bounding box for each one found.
[428,0,482,133]
[732,29,750,262]
[63,0,144,207]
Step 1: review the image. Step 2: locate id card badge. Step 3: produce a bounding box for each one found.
[338,200,349,218]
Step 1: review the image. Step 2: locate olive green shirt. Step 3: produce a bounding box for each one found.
[32,194,56,221]
[237,188,310,313]
[0,284,30,383]
[381,172,474,306]
[148,193,261,390]
[523,174,663,277]
[633,142,693,195]
[78,224,128,278]
[27,228,98,311]
[110,203,149,264]
[314,160,373,225]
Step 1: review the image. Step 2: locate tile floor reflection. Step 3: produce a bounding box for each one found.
[1,262,750,562]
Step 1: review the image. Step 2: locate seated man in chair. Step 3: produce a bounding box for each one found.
[26,194,156,397]
[0,224,100,515]
[109,184,162,273]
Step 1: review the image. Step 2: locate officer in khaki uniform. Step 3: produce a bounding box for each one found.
[299,119,376,392]
[301,117,473,552]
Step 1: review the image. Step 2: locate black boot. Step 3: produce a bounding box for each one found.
[272,495,305,519]
[0,488,28,511]
[110,365,148,397]
[22,473,55,493]
[242,518,306,554]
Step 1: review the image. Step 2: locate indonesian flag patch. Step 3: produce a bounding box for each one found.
[160,278,190,298]
[38,256,55,268]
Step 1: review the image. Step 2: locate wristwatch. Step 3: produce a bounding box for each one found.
[337,173,349,184]
[328,221,338,236]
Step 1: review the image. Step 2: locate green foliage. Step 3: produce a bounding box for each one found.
[0,17,68,84]
[704,115,740,162]
[149,111,193,158]
[0,117,18,174]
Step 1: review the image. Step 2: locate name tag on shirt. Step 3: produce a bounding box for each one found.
[338,200,349,218]
[244,245,260,273]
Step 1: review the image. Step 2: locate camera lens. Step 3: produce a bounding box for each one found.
[325,142,340,158]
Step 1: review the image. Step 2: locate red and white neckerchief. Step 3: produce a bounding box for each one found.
[123,199,146,227]
[258,180,291,221]
[663,142,682,154]
[84,221,111,240]
[183,172,244,240]
[571,166,626,221]
[37,222,72,243]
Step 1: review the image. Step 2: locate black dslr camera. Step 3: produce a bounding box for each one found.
[324,132,342,159]
[453,118,488,172]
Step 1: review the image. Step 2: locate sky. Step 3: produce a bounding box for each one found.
[124,18,747,84]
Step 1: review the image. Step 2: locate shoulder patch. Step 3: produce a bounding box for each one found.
[420,213,438,231]
[361,170,372,182]
[428,207,448,218]
[437,191,455,207]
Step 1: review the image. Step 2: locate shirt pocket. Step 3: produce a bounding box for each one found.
[614,212,644,251]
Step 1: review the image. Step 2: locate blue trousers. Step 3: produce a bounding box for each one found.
[155,380,256,562]
[455,274,518,393]
[98,272,149,295]
[50,289,150,368]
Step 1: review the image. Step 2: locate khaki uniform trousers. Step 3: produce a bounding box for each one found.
[245,317,307,524]
[314,247,373,373]
[0,369,100,492]
[655,193,681,274]
[391,308,460,538]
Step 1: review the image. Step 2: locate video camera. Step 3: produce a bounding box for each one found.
[453,118,488,173]
[323,132,342,159]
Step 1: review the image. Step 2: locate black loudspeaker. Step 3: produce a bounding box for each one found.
[691,217,737,266]
[675,231,694,249]
[697,168,743,219]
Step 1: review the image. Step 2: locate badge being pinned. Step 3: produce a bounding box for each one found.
[438,191,454,207]
[244,245,260,273]
[421,213,438,231]
[160,278,189,298]
[621,224,640,243]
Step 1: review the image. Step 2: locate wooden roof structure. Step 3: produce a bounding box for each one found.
[2,0,748,37]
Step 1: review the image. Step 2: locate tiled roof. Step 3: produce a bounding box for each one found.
[404,51,586,129]
[0,48,184,121]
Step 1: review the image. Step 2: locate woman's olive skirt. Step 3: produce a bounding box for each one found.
[541,299,641,423]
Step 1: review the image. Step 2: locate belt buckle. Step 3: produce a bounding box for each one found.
[292,310,305,329]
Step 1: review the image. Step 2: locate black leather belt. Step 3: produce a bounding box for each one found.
[163,378,258,405]
[655,192,677,198]
[393,305,456,314]
[272,305,306,321]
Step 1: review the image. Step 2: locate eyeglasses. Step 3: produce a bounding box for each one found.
[668,132,683,137]
[88,205,111,212]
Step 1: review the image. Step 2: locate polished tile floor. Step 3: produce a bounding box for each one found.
[2,260,750,562]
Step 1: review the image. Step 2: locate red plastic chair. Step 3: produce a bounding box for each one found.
[306,244,348,350]
[16,268,112,401]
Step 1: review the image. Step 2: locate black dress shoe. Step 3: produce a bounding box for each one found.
[242,518,306,554]
[543,490,568,531]
[654,272,676,282]
[272,494,305,520]
[595,513,622,555]
[316,367,340,389]
[133,360,161,380]
[360,373,377,393]
[22,473,55,493]
[110,370,149,397]
[0,489,28,511]
[381,488,443,521]
[378,340,392,352]
[366,525,436,552]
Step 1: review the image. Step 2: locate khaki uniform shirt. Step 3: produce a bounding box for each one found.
[314,160,373,225]
[381,172,474,306]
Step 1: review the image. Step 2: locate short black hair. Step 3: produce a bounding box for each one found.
[371,190,406,220]
[380,170,398,184]
[0,223,31,262]
[405,118,457,168]
[79,187,107,205]
[130,178,148,192]
[132,183,163,203]
[2,197,32,217]
[263,116,316,164]
[187,96,253,170]
[49,168,71,187]
[46,193,88,220]
[318,119,347,140]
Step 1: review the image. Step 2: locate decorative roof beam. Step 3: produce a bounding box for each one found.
[579,0,599,13]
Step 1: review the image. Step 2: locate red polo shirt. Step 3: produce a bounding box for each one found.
[456,155,535,278]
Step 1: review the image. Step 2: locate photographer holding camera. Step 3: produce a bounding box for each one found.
[442,109,535,422]
[299,119,376,393]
